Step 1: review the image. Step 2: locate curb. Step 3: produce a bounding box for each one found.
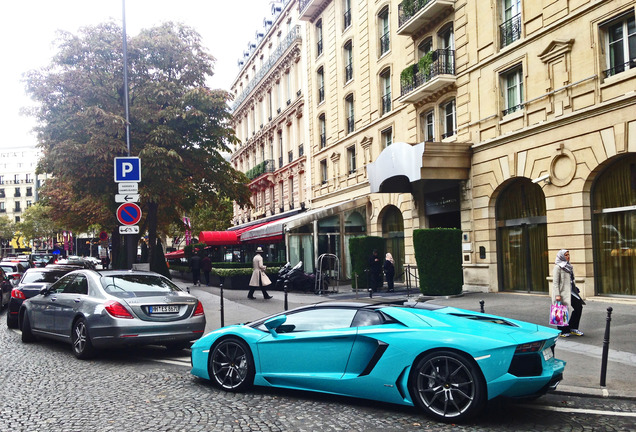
[554,385,636,401]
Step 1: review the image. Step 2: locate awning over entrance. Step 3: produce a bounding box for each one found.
[199,221,272,246]
[367,141,471,193]
[165,250,185,259]
[240,197,369,243]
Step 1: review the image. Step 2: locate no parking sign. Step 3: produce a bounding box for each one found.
[116,203,142,226]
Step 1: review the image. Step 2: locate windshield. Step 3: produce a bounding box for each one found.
[100,274,182,298]
[22,271,69,284]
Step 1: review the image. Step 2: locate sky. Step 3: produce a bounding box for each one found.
[0,0,273,150]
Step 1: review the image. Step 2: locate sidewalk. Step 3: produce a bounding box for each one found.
[172,275,636,400]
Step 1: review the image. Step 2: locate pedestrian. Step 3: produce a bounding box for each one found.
[368,249,382,292]
[552,249,585,338]
[384,252,395,292]
[201,254,212,286]
[190,249,202,287]
[248,247,273,300]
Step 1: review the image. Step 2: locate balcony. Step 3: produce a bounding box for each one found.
[245,159,275,181]
[500,14,521,48]
[299,0,331,21]
[397,0,455,36]
[399,49,456,104]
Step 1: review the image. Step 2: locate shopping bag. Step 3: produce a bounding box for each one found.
[549,302,569,326]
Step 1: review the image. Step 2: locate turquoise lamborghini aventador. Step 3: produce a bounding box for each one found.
[191,300,565,422]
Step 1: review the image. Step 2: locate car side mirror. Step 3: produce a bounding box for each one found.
[264,315,287,336]
[39,287,50,296]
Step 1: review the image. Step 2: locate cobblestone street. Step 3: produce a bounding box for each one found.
[2,306,635,432]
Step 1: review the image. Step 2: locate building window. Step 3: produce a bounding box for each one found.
[299,144,304,157]
[500,0,522,48]
[343,0,351,29]
[344,41,353,83]
[379,7,390,55]
[319,114,326,148]
[279,132,284,168]
[25,173,32,183]
[288,150,294,163]
[26,187,32,197]
[14,187,20,197]
[27,201,32,208]
[0,175,3,185]
[0,202,4,212]
[502,66,524,115]
[441,99,456,139]
[381,127,393,148]
[286,71,292,104]
[14,201,21,212]
[422,110,435,141]
[288,177,295,209]
[317,67,325,103]
[602,13,636,78]
[347,145,356,174]
[380,68,391,115]
[346,94,355,134]
[268,91,273,119]
[0,188,4,198]
[418,38,432,58]
[320,159,328,184]
[279,182,284,211]
[316,20,323,57]
[15,216,20,223]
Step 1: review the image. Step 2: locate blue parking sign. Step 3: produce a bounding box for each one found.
[114,157,141,183]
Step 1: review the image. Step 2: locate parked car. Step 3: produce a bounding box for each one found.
[191,300,565,422]
[20,269,206,359]
[0,267,13,309]
[30,253,53,268]
[7,267,77,328]
[0,262,27,287]
[55,257,96,269]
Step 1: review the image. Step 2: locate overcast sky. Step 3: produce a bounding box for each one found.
[0,0,273,150]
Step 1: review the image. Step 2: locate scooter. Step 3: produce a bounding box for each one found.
[275,262,292,290]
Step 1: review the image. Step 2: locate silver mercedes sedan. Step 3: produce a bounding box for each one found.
[19,269,206,359]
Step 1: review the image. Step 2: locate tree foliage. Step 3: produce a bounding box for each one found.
[24,21,251,269]
[18,203,61,245]
[0,216,16,253]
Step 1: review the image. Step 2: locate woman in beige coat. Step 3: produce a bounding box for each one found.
[552,249,584,337]
[248,247,273,300]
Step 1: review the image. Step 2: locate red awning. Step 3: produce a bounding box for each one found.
[165,250,185,259]
[199,221,273,246]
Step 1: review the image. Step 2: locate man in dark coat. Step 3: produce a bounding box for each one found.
[201,254,212,286]
[369,249,383,291]
[190,250,201,286]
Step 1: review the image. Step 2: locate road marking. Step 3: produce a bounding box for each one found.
[523,404,636,417]
[149,358,191,367]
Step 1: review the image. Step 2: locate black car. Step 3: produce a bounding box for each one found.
[0,267,13,309]
[6,267,76,328]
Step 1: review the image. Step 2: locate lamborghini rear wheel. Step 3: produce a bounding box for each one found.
[208,338,255,392]
[409,350,486,422]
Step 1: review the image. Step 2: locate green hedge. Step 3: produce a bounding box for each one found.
[413,228,463,295]
[349,236,385,289]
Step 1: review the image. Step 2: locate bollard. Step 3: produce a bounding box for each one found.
[600,306,613,387]
[480,300,485,313]
[219,278,225,328]
[354,272,359,299]
[284,280,289,311]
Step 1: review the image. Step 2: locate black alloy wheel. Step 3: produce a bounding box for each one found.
[209,338,255,392]
[409,350,486,422]
[72,318,95,360]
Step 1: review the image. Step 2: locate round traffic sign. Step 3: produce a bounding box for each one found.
[99,231,109,241]
[116,203,142,226]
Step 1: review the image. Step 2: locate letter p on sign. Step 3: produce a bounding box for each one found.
[114,157,141,183]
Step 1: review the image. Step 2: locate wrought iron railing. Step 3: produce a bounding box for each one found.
[380,32,390,55]
[398,0,435,28]
[344,9,351,28]
[604,59,636,78]
[400,49,455,97]
[381,93,392,115]
[232,25,301,110]
[500,14,521,48]
[345,64,353,82]
[502,103,524,116]
[245,159,275,180]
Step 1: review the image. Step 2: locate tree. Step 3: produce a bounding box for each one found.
[18,203,61,247]
[0,215,16,257]
[25,22,252,270]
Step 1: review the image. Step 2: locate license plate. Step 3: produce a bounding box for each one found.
[149,305,179,314]
[543,347,554,361]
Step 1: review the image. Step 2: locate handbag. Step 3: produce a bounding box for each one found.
[549,302,569,327]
